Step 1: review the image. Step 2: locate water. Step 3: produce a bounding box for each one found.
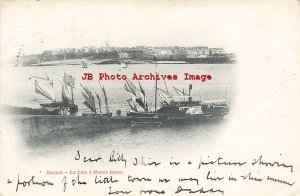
[2,63,237,158]
[25,122,227,158]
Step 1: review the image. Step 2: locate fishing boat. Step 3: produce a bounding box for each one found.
[81,60,88,68]
[123,79,229,127]
[98,81,113,117]
[156,85,230,123]
[15,44,23,67]
[80,84,97,116]
[80,81,112,116]
[120,62,128,68]
[29,72,78,115]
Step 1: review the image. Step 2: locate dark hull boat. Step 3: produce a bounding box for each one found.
[128,100,229,127]
[124,78,229,127]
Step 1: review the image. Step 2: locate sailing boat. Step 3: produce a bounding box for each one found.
[158,88,173,106]
[16,44,24,67]
[30,73,55,102]
[124,79,160,127]
[30,72,56,110]
[80,81,112,116]
[81,59,88,68]
[30,72,78,115]
[120,62,128,68]
[81,84,97,115]
[126,98,138,112]
[123,56,161,126]
[124,79,148,113]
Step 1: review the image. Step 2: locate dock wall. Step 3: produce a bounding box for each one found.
[12,115,131,140]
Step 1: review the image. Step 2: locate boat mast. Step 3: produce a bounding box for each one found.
[95,93,102,115]
[188,84,192,106]
[163,80,169,93]
[98,96,102,114]
[225,87,227,103]
[154,55,158,112]
[103,86,109,114]
[71,87,74,104]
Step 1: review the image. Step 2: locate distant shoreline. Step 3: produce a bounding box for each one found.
[18,58,235,67]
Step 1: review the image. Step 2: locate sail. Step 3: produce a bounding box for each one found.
[30,72,56,103]
[160,88,173,97]
[81,61,88,68]
[136,97,146,110]
[120,62,127,68]
[124,84,138,110]
[125,79,138,96]
[83,101,96,113]
[138,81,148,111]
[100,85,109,114]
[163,80,169,93]
[80,84,94,102]
[173,86,188,101]
[81,91,96,113]
[34,80,55,101]
[63,72,75,88]
[95,93,102,114]
[81,84,96,113]
[124,84,136,99]
[29,75,53,86]
[124,79,147,111]
[62,83,73,105]
[173,87,186,96]
[126,98,138,112]
[158,88,173,105]
[81,84,89,95]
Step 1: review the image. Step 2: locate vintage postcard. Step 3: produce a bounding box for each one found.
[0,0,299,195]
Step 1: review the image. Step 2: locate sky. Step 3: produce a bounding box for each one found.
[1,0,299,59]
[1,0,242,57]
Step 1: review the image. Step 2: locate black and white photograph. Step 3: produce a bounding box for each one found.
[0,0,299,195]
